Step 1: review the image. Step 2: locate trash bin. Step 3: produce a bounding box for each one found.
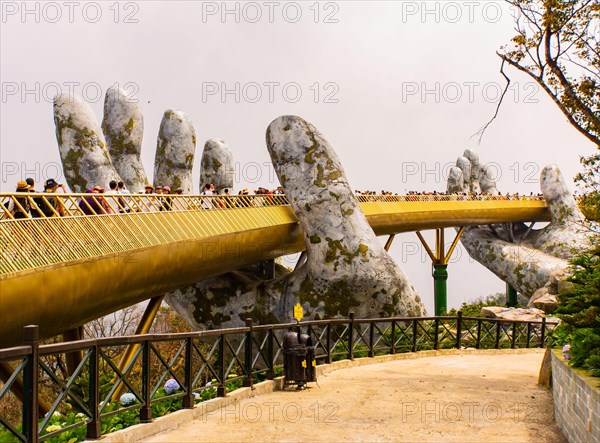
[299,333,317,383]
[283,330,316,389]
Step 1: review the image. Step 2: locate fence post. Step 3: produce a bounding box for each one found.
[267,328,274,380]
[390,321,396,355]
[325,323,331,364]
[347,312,355,361]
[541,317,547,347]
[22,325,39,443]
[455,311,463,349]
[87,344,100,439]
[476,319,482,349]
[368,322,375,358]
[140,340,152,423]
[526,322,532,348]
[511,322,517,349]
[182,337,194,408]
[434,318,439,350]
[495,321,501,350]
[217,334,226,397]
[244,319,253,388]
[411,319,418,352]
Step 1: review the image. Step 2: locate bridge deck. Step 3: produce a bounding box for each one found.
[0,194,549,348]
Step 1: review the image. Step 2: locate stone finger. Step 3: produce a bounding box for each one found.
[102,85,148,192]
[199,139,234,193]
[53,93,121,192]
[447,166,465,194]
[154,110,197,193]
[463,149,481,193]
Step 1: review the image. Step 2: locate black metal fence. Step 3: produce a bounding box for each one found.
[0,313,553,442]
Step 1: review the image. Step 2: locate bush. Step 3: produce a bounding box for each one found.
[555,240,600,376]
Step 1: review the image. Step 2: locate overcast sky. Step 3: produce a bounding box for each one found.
[1,1,597,312]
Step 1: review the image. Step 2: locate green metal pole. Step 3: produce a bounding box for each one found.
[433,264,448,316]
[506,283,518,307]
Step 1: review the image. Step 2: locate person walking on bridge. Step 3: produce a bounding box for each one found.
[7,181,32,219]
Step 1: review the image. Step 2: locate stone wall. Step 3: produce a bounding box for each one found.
[551,349,600,442]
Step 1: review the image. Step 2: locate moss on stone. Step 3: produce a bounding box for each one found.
[212,157,222,173]
[324,238,369,270]
[309,234,321,244]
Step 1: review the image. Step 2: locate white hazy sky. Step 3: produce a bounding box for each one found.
[1,1,596,313]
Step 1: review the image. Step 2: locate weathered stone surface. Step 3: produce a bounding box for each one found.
[53,93,121,192]
[557,279,575,294]
[101,86,148,192]
[199,139,234,193]
[447,151,591,298]
[154,110,196,192]
[480,306,559,323]
[528,287,559,312]
[264,115,425,320]
[532,294,559,312]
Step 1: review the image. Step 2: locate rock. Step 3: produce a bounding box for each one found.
[53,93,121,192]
[264,115,425,320]
[101,86,148,192]
[199,139,234,193]
[538,348,552,387]
[532,294,559,313]
[529,287,559,313]
[557,278,575,294]
[480,306,559,323]
[154,110,196,193]
[528,287,549,307]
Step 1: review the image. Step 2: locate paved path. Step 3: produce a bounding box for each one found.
[145,351,565,442]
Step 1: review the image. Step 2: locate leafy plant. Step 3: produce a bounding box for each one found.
[555,240,600,376]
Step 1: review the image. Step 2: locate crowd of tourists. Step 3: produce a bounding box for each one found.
[355,190,545,201]
[3,178,544,219]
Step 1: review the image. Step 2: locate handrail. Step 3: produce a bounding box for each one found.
[0,313,555,442]
[0,192,547,221]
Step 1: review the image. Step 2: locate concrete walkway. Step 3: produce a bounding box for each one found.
[137,349,564,443]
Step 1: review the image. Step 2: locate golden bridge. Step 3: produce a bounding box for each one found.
[0,192,550,349]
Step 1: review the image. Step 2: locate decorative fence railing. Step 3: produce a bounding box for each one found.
[0,193,546,221]
[0,313,554,443]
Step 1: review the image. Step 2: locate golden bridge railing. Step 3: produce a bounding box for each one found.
[0,193,548,277]
[0,192,546,221]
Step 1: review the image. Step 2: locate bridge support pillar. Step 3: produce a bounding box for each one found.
[433,264,448,316]
[416,227,465,316]
[506,284,518,307]
[384,234,396,252]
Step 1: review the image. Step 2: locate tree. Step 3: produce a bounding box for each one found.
[555,242,600,375]
[480,0,599,204]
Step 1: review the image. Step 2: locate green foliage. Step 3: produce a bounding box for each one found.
[555,239,600,376]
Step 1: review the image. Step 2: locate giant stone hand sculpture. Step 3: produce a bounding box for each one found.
[447,150,591,300]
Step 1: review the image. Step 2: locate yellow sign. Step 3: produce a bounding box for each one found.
[293,303,303,322]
